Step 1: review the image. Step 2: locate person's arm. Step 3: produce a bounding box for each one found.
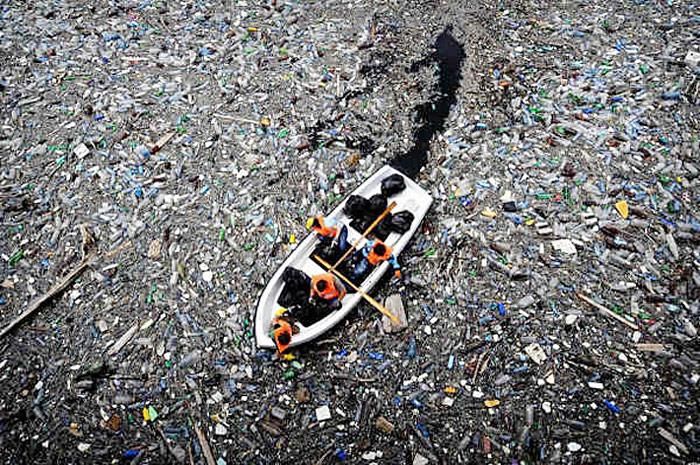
[334,278,347,297]
[361,240,374,258]
[388,254,401,278]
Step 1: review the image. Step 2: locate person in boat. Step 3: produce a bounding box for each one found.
[350,239,401,282]
[306,215,350,253]
[309,273,347,310]
[271,315,293,353]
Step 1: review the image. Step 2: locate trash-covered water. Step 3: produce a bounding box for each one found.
[0,0,698,463]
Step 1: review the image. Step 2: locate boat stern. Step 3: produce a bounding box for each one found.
[255,323,276,349]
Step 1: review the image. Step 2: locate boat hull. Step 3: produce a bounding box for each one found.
[254,165,433,349]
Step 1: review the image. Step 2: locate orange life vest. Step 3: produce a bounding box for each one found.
[272,318,293,353]
[311,216,337,238]
[311,274,345,301]
[367,241,392,266]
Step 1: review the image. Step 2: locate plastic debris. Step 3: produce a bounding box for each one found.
[375,416,395,434]
[142,406,158,422]
[381,294,408,333]
[0,1,697,463]
[567,442,582,453]
[614,200,629,219]
[77,443,91,453]
[603,399,621,414]
[551,239,577,255]
[524,343,547,365]
[315,406,331,422]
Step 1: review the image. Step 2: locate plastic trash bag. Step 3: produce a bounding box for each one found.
[367,194,388,217]
[375,215,394,239]
[278,267,310,308]
[381,173,406,197]
[313,239,342,264]
[349,216,389,241]
[343,195,370,219]
[349,217,370,234]
[391,210,414,233]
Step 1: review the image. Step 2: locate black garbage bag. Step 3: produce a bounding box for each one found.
[381,173,406,197]
[343,195,370,220]
[391,210,414,233]
[350,216,391,241]
[313,239,342,264]
[277,267,310,308]
[367,194,388,217]
[349,217,370,234]
[293,298,342,326]
[375,215,394,239]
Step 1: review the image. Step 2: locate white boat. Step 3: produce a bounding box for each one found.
[254,165,433,349]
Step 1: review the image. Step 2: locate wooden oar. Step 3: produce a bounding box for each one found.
[314,255,399,324]
[331,201,397,270]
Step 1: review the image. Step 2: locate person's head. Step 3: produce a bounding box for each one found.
[316,279,328,291]
[306,217,322,230]
[373,243,386,256]
[277,332,291,345]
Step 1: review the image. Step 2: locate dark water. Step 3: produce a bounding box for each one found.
[390,26,465,179]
